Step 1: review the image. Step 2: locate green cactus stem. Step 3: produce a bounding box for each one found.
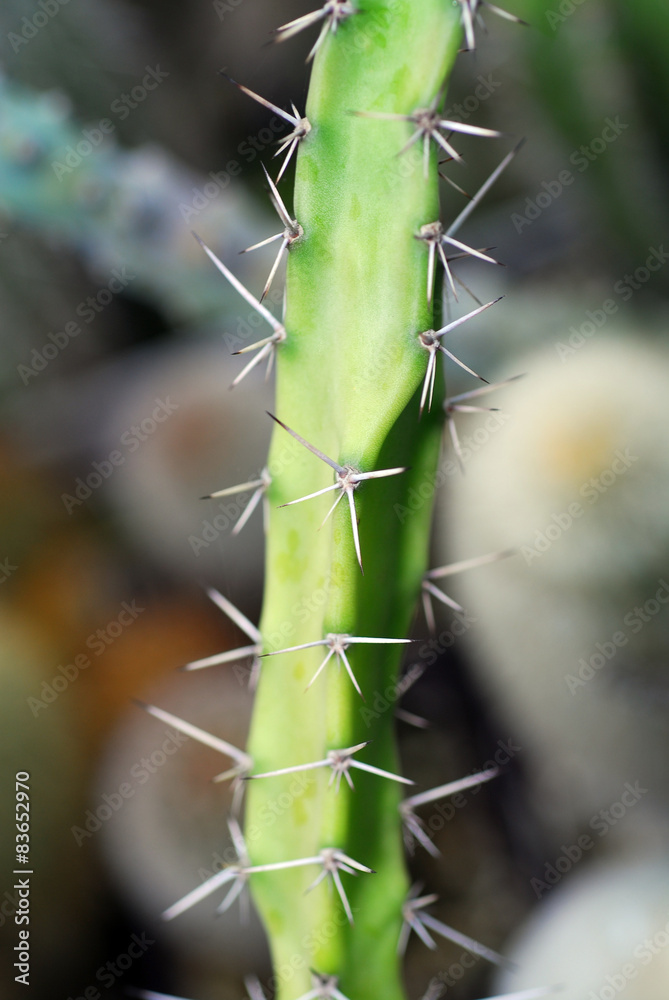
[245,3,463,998]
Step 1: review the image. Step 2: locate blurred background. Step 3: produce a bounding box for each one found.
[0,0,668,998]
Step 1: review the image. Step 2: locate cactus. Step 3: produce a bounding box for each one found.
[140,3,537,1000]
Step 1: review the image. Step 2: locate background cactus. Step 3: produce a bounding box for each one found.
[3,1,669,998]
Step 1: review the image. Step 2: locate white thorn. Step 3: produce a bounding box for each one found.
[135,702,251,767]
[447,140,525,237]
[206,587,261,642]
[192,233,283,333]
[183,643,261,672]
[402,766,499,812]
[162,867,240,921]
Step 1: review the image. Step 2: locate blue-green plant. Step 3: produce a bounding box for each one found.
[139,4,540,1000]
